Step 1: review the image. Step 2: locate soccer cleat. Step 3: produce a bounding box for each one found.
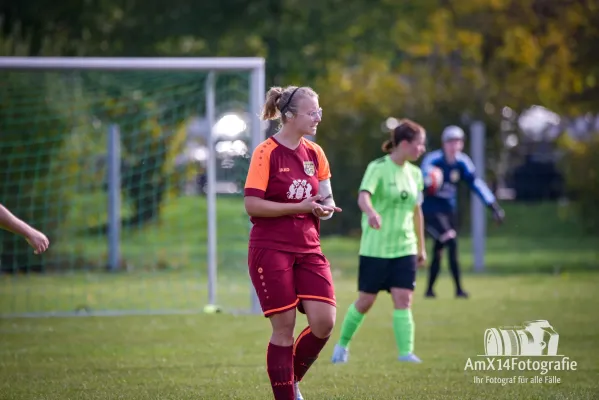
[456,290,469,299]
[398,353,422,363]
[425,290,436,298]
[330,343,349,364]
[294,381,304,400]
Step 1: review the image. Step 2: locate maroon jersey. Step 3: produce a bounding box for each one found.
[244,136,331,253]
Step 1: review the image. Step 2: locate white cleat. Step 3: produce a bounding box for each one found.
[331,343,349,364]
[398,353,422,363]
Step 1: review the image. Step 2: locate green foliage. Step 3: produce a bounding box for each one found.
[0,13,100,271]
[0,72,75,271]
[315,56,412,233]
[88,74,201,229]
[307,0,599,233]
[558,134,599,235]
[2,0,599,239]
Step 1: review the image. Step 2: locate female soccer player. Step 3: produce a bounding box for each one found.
[421,126,505,299]
[0,203,49,254]
[331,119,427,365]
[244,85,342,400]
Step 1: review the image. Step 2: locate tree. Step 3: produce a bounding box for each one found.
[2,0,599,239]
[0,29,74,271]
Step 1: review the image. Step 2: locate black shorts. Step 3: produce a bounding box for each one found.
[424,212,456,241]
[358,255,417,293]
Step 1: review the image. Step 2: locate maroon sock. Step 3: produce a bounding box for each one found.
[293,327,330,382]
[267,342,294,400]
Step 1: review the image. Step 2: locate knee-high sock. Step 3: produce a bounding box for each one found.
[293,327,329,382]
[267,342,294,400]
[338,303,365,348]
[393,308,415,356]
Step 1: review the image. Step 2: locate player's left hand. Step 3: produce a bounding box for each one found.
[417,249,427,268]
[312,205,342,218]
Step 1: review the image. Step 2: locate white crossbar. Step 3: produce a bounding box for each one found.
[0,57,264,71]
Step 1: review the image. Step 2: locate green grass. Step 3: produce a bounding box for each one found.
[1,196,598,398]
[0,197,597,315]
[50,194,253,272]
[1,274,598,399]
[52,195,597,275]
[327,200,598,275]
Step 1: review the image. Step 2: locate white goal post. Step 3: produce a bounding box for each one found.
[0,57,266,315]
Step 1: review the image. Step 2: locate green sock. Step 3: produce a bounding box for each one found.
[393,309,414,356]
[338,303,365,348]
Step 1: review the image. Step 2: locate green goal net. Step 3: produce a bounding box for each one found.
[0,58,265,317]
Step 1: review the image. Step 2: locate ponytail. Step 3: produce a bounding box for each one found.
[381,139,393,153]
[261,86,283,121]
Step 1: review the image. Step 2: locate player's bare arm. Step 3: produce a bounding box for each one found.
[413,204,427,267]
[358,191,381,229]
[0,203,50,254]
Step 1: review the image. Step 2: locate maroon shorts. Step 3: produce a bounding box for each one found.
[248,247,336,317]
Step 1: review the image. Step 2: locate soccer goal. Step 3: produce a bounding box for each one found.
[0,57,265,317]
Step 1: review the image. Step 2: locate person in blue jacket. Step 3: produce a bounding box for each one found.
[421,126,505,298]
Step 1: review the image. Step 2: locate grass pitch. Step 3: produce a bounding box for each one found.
[1,198,597,316]
[1,273,598,399]
[1,197,597,398]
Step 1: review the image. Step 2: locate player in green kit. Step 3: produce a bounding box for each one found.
[331,119,427,364]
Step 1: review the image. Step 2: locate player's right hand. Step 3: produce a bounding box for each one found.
[367,212,382,229]
[417,248,427,268]
[491,202,505,225]
[25,228,50,255]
